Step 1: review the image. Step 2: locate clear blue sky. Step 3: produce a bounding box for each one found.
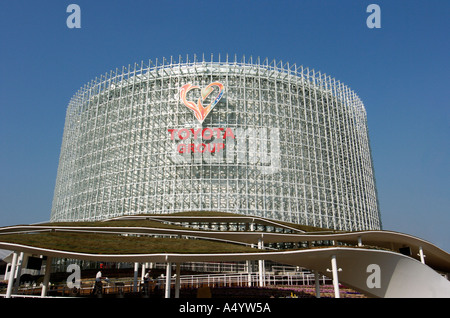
[0,1,449,251]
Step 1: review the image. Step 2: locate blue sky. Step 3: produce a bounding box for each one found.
[0,1,448,251]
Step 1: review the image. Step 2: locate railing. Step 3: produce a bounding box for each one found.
[3,271,332,297]
[175,272,330,288]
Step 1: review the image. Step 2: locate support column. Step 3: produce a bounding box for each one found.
[246,260,253,287]
[357,236,363,247]
[165,262,172,298]
[314,270,321,298]
[175,263,181,298]
[331,255,340,298]
[13,252,24,294]
[5,252,18,298]
[141,263,146,282]
[133,262,139,292]
[418,246,426,264]
[41,256,52,297]
[258,238,265,287]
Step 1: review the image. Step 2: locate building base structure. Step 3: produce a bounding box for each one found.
[1,213,449,298]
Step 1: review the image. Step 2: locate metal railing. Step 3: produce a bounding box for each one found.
[174,272,330,288]
[3,271,332,297]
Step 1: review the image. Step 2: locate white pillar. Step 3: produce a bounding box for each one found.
[13,252,24,293]
[246,260,252,286]
[314,270,321,298]
[258,238,265,287]
[175,263,181,298]
[357,236,363,247]
[165,262,172,298]
[133,262,139,292]
[331,255,340,298]
[41,256,52,297]
[6,252,18,298]
[418,246,426,264]
[141,263,146,282]
[262,260,266,286]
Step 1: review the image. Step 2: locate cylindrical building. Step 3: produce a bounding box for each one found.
[51,54,381,231]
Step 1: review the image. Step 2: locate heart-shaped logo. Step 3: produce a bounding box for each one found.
[180,82,224,123]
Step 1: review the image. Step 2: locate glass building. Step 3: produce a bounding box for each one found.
[51,54,381,231]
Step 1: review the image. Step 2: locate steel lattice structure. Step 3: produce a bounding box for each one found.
[51,54,381,231]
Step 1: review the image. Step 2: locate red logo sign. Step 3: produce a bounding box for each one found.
[180,82,224,123]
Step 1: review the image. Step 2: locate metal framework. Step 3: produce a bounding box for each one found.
[51,54,381,231]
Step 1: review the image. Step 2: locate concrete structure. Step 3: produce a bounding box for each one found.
[1,215,449,298]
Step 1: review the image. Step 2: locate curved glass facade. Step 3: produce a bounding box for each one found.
[51,55,381,231]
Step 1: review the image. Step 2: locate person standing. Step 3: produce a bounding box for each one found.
[143,270,151,295]
[93,270,103,295]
